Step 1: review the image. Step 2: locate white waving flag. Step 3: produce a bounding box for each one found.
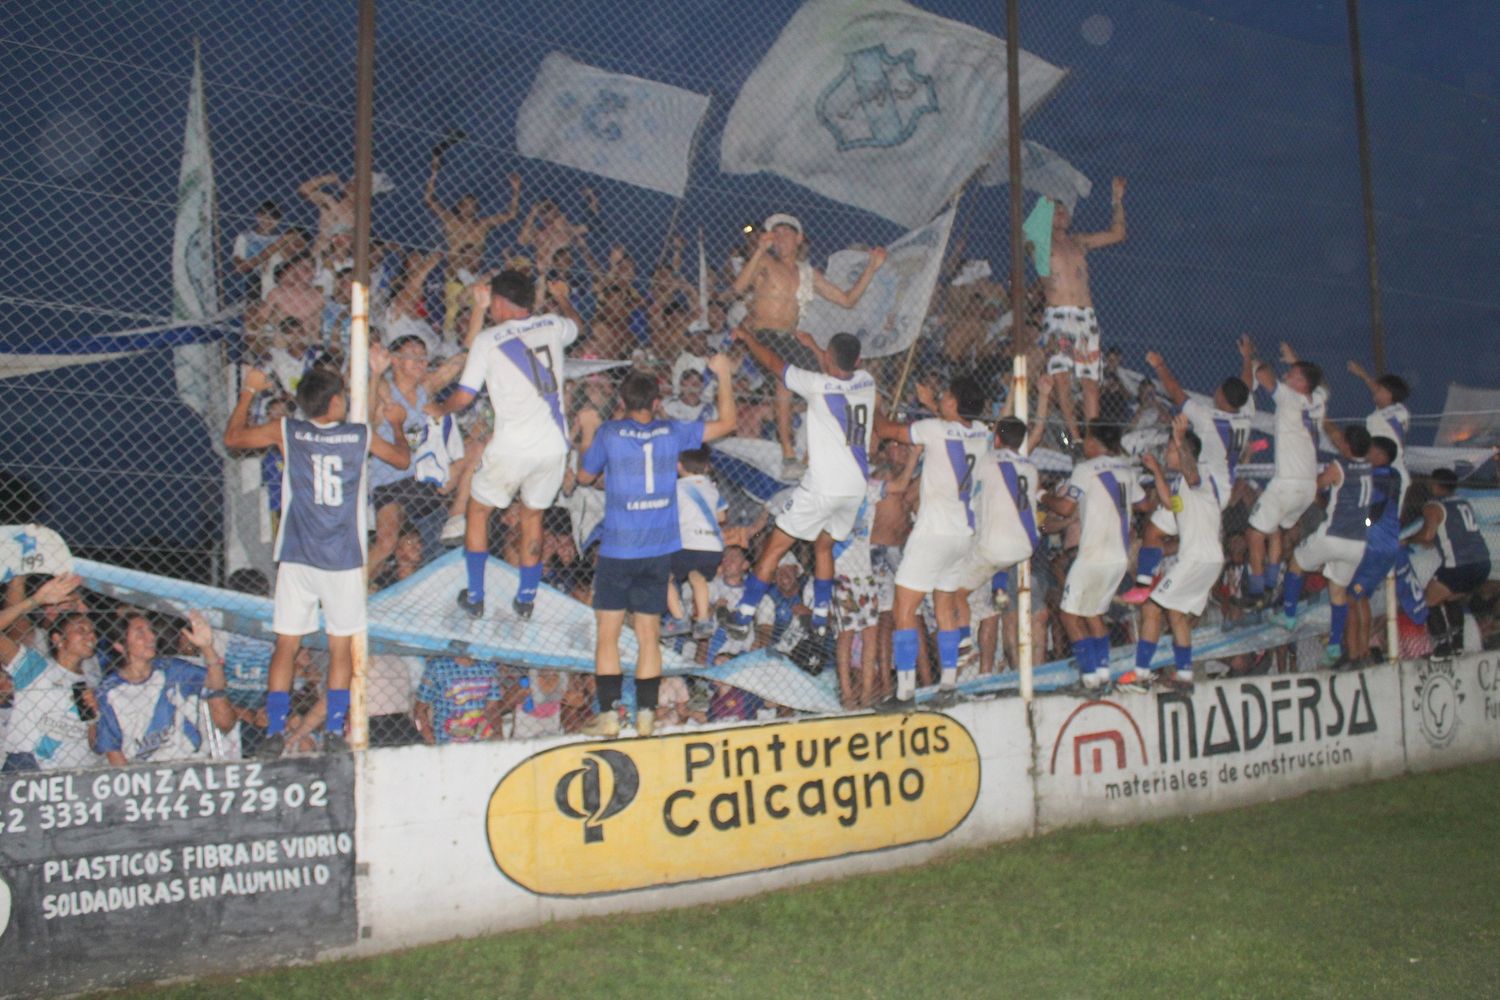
[801,205,955,358]
[516,53,710,198]
[721,0,1067,229]
[981,139,1093,213]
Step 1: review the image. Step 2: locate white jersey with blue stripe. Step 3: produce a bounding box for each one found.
[1068,455,1145,562]
[95,659,211,763]
[676,474,726,553]
[972,448,1041,566]
[459,313,579,457]
[784,364,876,498]
[1181,396,1252,495]
[1365,403,1409,463]
[909,418,992,537]
[1,648,99,770]
[1270,382,1326,480]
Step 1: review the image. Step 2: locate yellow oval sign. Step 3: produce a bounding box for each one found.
[486,712,980,896]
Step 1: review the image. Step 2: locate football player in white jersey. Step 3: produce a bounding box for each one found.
[1120,414,1224,691]
[1241,337,1327,608]
[1123,347,1252,604]
[1346,359,1410,465]
[873,375,991,707]
[724,331,876,639]
[953,417,1041,637]
[1043,422,1149,690]
[430,270,580,621]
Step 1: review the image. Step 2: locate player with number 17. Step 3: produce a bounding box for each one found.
[428,270,581,621]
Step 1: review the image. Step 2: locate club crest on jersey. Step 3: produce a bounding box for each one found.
[816,46,938,152]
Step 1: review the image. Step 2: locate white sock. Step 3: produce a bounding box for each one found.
[897,670,915,700]
[940,667,957,688]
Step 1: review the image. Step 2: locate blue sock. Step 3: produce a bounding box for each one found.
[1265,564,1281,592]
[1074,637,1094,676]
[517,562,541,605]
[893,628,919,673]
[1090,637,1110,675]
[1173,644,1193,673]
[464,549,488,604]
[736,573,770,623]
[1330,603,1349,647]
[937,629,961,669]
[1248,573,1266,596]
[958,625,972,645]
[1283,572,1305,616]
[325,688,350,735]
[1136,547,1163,584]
[811,576,834,623]
[1135,638,1158,671]
[266,691,290,736]
[992,570,1009,592]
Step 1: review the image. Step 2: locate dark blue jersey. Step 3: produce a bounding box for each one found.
[275,417,371,571]
[582,418,705,559]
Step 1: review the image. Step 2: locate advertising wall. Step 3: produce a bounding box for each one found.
[4,657,1498,993]
[357,698,1035,952]
[1031,666,1408,831]
[0,756,356,997]
[1401,654,1500,771]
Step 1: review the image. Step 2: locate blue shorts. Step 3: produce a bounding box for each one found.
[671,548,723,581]
[1348,543,1398,598]
[593,554,672,614]
[1434,561,1490,596]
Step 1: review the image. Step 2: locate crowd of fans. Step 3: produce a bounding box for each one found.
[3,156,1498,767]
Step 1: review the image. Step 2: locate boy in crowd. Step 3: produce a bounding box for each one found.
[1043,423,1149,690]
[1412,468,1493,659]
[1278,425,1373,667]
[665,447,727,640]
[1122,415,1224,691]
[1124,346,1252,603]
[225,364,410,756]
[428,272,580,621]
[0,574,99,771]
[576,357,736,737]
[873,376,992,707]
[724,331,877,641]
[1241,337,1327,608]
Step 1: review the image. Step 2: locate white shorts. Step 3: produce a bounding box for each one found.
[471,446,565,511]
[895,533,974,594]
[1060,558,1128,618]
[1293,531,1366,588]
[1043,307,1102,381]
[955,547,1026,595]
[1249,477,1316,534]
[273,563,366,637]
[1151,559,1224,617]
[775,487,864,542]
[967,583,1001,623]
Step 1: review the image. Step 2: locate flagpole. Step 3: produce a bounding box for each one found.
[348,0,376,751]
[1005,0,1034,703]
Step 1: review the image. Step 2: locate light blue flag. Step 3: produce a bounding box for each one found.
[516,53,710,198]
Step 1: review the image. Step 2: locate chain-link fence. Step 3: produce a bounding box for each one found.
[3,0,1498,767]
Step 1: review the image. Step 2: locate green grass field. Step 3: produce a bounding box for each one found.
[124,762,1500,999]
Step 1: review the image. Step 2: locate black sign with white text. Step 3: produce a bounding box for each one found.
[0,755,356,997]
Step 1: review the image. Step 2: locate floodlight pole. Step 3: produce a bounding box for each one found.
[349,0,376,751]
[1345,0,1388,375]
[1005,0,1033,702]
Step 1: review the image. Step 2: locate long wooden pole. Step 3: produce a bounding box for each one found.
[348,0,376,751]
[1006,0,1033,702]
[1345,0,1387,375]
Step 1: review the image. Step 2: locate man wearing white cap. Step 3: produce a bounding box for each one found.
[731,213,887,480]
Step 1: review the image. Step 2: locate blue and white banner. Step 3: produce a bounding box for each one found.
[516,52,710,198]
[172,42,224,437]
[981,139,1093,213]
[800,205,955,358]
[720,0,1067,229]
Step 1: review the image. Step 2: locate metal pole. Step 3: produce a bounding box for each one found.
[1006,0,1033,702]
[348,0,375,751]
[1345,0,1387,374]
